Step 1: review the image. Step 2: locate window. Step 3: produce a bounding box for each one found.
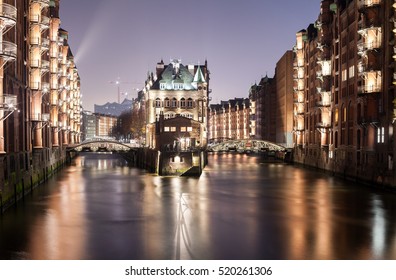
[155,98,161,108]
[164,127,170,132]
[180,98,186,108]
[377,127,385,144]
[187,98,193,108]
[342,69,347,81]
[171,127,176,132]
[187,127,193,132]
[181,113,193,119]
[160,83,166,90]
[180,127,186,132]
[349,66,354,79]
[165,113,175,119]
[164,98,170,107]
[171,98,177,108]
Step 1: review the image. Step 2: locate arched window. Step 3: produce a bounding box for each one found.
[171,98,177,108]
[155,98,161,108]
[180,98,186,108]
[164,98,170,108]
[187,98,193,108]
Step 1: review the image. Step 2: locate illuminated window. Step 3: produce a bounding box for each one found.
[181,127,186,132]
[342,69,347,81]
[171,127,176,132]
[377,127,385,144]
[187,127,193,132]
[164,127,170,132]
[349,66,355,78]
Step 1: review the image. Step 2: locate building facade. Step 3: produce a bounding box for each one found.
[144,59,210,149]
[275,50,294,148]
[0,0,81,209]
[293,0,396,186]
[208,98,250,143]
[248,76,276,142]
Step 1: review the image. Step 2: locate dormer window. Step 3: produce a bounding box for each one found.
[173,82,184,90]
[160,83,166,90]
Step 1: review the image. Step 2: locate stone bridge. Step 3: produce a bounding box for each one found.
[67,138,135,152]
[208,139,287,154]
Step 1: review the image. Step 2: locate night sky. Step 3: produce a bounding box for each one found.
[60,0,321,111]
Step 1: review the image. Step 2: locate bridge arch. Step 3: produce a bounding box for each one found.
[208,139,286,153]
[67,138,134,152]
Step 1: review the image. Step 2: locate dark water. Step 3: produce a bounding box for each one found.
[1,152,396,260]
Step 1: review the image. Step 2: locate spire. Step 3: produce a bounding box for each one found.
[193,66,206,83]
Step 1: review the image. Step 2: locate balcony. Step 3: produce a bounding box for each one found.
[0,3,17,29]
[357,40,381,53]
[30,82,41,91]
[30,59,40,68]
[358,84,381,94]
[295,106,304,115]
[30,36,40,46]
[357,0,381,11]
[316,100,331,108]
[30,0,50,8]
[31,113,50,122]
[41,38,50,51]
[41,60,50,76]
[40,16,50,30]
[294,126,305,132]
[316,122,332,128]
[0,41,17,62]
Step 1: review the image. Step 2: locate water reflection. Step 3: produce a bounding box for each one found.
[1,153,396,259]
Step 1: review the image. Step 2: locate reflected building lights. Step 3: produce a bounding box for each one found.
[371,197,386,259]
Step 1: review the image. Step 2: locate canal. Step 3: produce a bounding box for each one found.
[1,152,396,260]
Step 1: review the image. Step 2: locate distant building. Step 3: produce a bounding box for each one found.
[208,98,250,143]
[81,111,119,140]
[144,59,210,149]
[94,98,133,117]
[249,76,276,143]
[96,114,119,138]
[81,111,97,141]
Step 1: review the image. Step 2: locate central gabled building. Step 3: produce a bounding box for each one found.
[144,59,210,150]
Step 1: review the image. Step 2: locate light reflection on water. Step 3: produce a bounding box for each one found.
[1,153,396,260]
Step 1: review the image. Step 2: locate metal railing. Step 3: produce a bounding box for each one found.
[30,0,50,7]
[0,41,17,59]
[0,3,17,22]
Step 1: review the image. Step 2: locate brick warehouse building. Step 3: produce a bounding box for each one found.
[208,98,250,143]
[292,0,396,186]
[0,0,81,209]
